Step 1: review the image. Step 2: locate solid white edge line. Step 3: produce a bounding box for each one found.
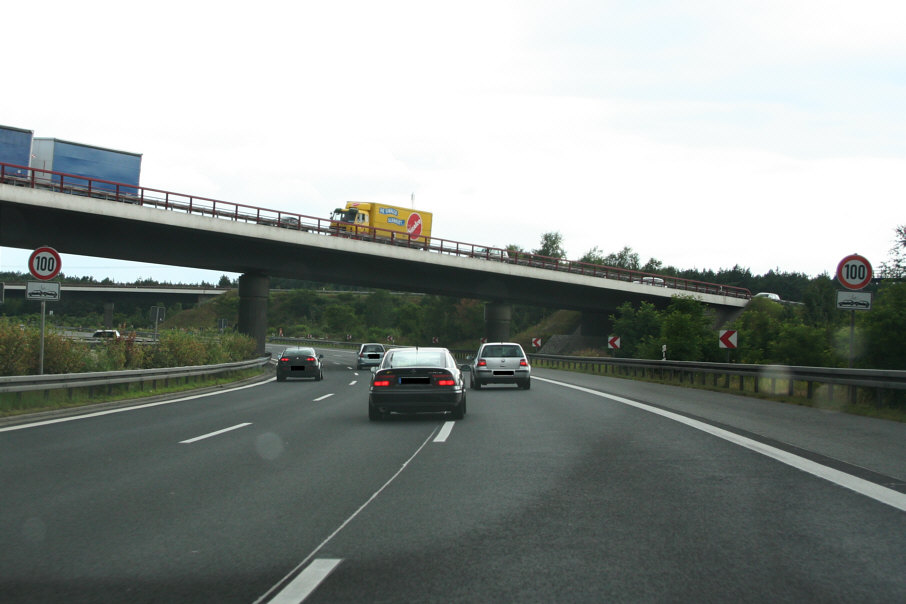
[434,420,456,442]
[179,422,252,444]
[535,376,906,513]
[267,558,343,604]
[255,427,441,604]
[313,394,334,402]
[0,378,275,433]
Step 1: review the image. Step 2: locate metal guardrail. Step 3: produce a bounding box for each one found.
[1,161,751,299]
[0,356,272,394]
[529,354,906,401]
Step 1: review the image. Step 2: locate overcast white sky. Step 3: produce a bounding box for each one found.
[2,0,904,283]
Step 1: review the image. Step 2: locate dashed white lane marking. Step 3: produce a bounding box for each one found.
[313,394,334,402]
[433,421,456,442]
[267,558,343,604]
[179,422,252,444]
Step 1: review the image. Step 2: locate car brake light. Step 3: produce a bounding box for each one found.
[306,357,315,362]
[373,379,391,387]
[477,359,487,367]
[436,379,455,386]
[279,357,289,362]
[519,359,528,366]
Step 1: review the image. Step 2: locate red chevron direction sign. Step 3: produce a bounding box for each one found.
[719,330,738,349]
[836,254,872,290]
[531,337,542,348]
[608,336,621,349]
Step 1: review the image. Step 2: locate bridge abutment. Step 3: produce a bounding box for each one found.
[238,273,269,355]
[484,302,512,342]
[579,311,612,337]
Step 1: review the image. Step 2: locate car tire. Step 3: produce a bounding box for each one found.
[276,374,286,382]
[521,379,531,390]
[317,370,323,381]
[450,397,466,420]
[369,404,382,421]
[471,377,481,390]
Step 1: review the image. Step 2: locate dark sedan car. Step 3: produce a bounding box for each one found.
[368,347,466,421]
[276,347,324,382]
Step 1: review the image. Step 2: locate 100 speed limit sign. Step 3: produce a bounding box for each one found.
[836,254,872,290]
[28,246,62,281]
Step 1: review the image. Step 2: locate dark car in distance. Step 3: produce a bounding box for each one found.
[276,347,324,381]
[368,347,466,421]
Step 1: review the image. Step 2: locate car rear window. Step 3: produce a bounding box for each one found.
[482,345,523,357]
[386,351,447,368]
[363,345,384,353]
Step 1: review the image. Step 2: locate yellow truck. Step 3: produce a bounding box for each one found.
[330,202,433,244]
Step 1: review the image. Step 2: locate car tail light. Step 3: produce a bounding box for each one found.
[519,359,528,366]
[279,357,290,362]
[373,379,392,387]
[305,357,316,362]
[477,359,487,367]
[436,379,455,386]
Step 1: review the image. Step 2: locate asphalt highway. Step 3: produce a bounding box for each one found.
[2,347,905,603]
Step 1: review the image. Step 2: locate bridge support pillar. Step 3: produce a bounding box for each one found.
[484,302,512,342]
[714,306,745,328]
[579,311,611,337]
[238,273,269,355]
[104,302,114,330]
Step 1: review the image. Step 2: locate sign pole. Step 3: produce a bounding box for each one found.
[39,300,46,375]
[849,310,855,369]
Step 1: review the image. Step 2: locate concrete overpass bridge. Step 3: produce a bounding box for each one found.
[0,163,750,352]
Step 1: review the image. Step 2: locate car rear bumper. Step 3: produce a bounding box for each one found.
[369,389,465,412]
[474,369,530,384]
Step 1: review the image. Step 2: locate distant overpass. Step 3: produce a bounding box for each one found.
[0,163,750,352]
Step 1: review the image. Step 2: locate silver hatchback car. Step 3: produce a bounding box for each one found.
[470,342,531,390]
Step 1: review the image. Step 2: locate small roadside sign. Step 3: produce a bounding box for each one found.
[531,337,542,348]
[26,281,61,301]
[608,336,621,349]
[29,246,62,281]
[836,291,872,311]
[836,254,872,290]
[719,330,738,349]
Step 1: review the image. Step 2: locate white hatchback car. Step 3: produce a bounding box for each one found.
[470,342,531,390]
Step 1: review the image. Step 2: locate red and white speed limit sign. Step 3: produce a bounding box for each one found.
[836,254,872,290]
[28,246,62,281]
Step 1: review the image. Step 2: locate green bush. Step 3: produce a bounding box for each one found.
[0,320,31,376]
[153,331,208,367]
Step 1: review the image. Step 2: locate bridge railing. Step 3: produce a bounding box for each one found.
[1,161,751,299]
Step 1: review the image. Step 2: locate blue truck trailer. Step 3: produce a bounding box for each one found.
[30,137,142,194]
[0,124,34,177]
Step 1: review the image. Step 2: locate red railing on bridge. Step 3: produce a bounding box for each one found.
[0,161,751,299]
